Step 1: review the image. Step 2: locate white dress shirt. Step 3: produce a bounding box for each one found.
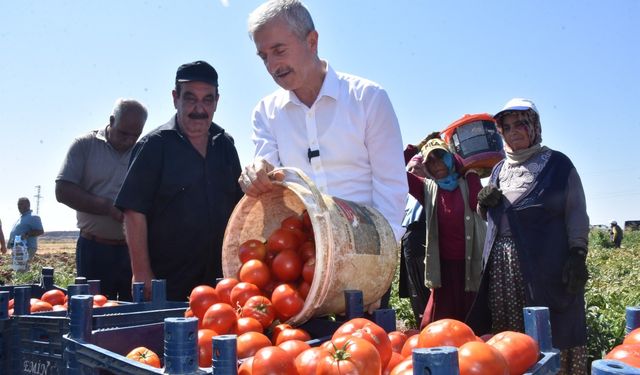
[251,62,408,241]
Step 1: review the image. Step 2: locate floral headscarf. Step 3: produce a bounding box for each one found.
[494,109,543,163]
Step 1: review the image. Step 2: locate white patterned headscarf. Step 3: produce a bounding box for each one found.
[495,108,543,164]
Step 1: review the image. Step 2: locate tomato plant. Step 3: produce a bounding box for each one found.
[239,259,271,289]
[487,331,539,375]
[242,295,275,328]
[41,289,65,306]
[189,285,219,320]
[418,319,477,348]
[271,249,302,282]
[239,239,267,263]
[333,317,393,368]
[125,346,161,368]
[458,341,509,375]
[236,331,272,359]
[197,328,217,367]
[202,303,238,334]
[270,283,304,320]
[251,346,298,375]
[318,335,382,374]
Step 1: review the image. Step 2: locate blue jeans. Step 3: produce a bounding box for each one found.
[76,237,133,301]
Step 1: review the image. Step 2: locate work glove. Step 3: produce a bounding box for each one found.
[562,247,589,293]
[477,185,503,209]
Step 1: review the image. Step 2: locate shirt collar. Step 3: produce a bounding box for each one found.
[285,61,339,107]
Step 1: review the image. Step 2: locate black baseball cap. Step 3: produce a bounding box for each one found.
[175,60,218,86]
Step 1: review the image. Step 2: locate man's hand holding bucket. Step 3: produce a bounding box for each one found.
[239,158,285,197]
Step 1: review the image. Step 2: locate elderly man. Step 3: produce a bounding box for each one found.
[8,198,44,263]
[56,98,147,301]
[240,0,408,244]
[116,61,244,301]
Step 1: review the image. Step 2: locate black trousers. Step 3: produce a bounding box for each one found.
[398,217,430,323]
[76,236,133,301]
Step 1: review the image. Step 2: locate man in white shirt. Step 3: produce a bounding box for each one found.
[240,0,408,243]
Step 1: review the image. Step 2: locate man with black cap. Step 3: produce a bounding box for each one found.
[115,61,244,301]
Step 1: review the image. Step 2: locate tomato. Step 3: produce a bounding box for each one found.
[275,328,311,345]
[239,239,267,263]
[239,260,271,289]
[238,356,253,375]
[125,346,161,368]
[298,241,316,262]
[281,215,304,231]
[202,303,238,334]
[294,347,327,375]
[297,281,311,299]
[271,249,303,282]
[389,357,413,375]
[101,301,119,307]
[237,331,272,359]
[418,319,477,349]
[41,289,65,306]
[93,294,108,307]
[625,327,640,345]
[266,228,300,253]
[401,334,419,358]
[458,341,509,375]
[252,346,298,375]
[30,299,53,313]
[197,328,217,367]
[301,210,312,231]
[8,298,14,309]
[270,283,304,320]
[384,352,405,375]
[242,295,276,328]
[52,304,67,311]
[318,335,382,374]
[333,317,393,368]
[487,331,539,375]
[184,308,194,318]
[278,339,311,359]
[229,282,261,309]
[605,344,640,368]
[235,317,264,335]
[271,323,293,345]
[215,277,239,305]
[388,331,408,354]
[189,285,219,320]
[301,257,315,283]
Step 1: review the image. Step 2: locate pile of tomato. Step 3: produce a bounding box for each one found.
[604,326,640,368]
[7,289,117,315]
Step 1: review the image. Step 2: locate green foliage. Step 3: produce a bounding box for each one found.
[389,263,417,330]
[585,229,640,361]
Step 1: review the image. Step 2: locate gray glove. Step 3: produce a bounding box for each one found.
[477,185,502,209]
[562,247,589,293]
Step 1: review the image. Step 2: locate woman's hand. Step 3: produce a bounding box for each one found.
[477,185,502,208]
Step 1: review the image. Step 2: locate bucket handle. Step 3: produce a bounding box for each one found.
[270,167,329,212]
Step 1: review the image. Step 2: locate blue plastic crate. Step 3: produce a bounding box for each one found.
[63,290,399,374]
[10,280,187,375]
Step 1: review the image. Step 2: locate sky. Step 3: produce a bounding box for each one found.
[0,0,638,232]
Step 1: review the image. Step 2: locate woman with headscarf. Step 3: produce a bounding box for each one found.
[467,98,589,374]
[405,133,485,329]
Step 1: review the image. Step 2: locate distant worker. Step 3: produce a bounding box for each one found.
[56,98,148,301]
[610,220,623,248]
[8,198,44,262]
[0,219,7,254]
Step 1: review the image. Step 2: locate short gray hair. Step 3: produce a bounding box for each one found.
[248,0,315,41]
[111,99,148,124]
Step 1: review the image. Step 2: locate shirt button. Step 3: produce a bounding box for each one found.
[466,216,471,220]
[466,235,471,240]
